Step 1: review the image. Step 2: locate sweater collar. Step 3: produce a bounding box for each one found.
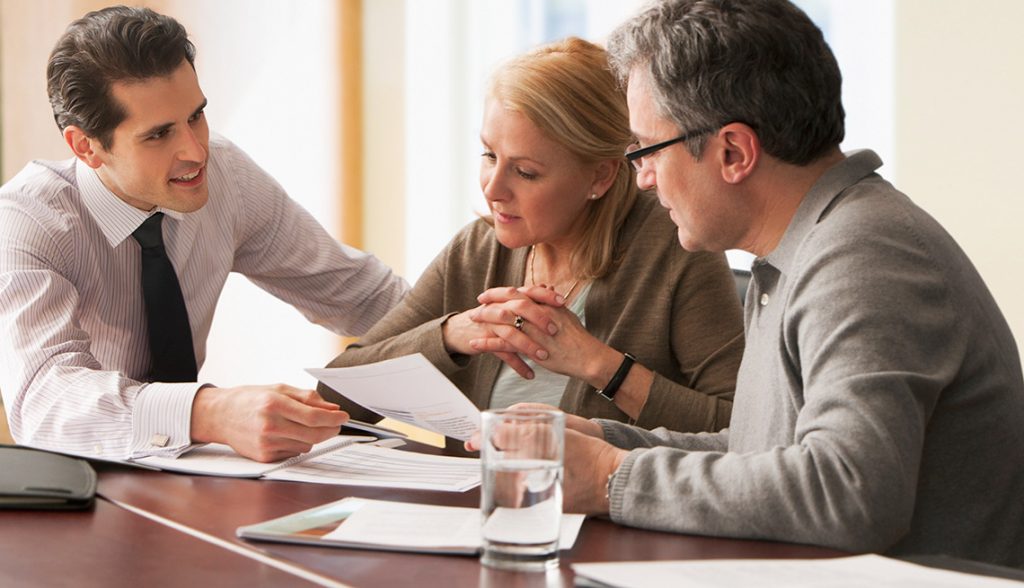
[761,149,883,275]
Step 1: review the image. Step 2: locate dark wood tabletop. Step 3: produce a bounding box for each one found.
[93,443,847,588]
[0,497,324,588]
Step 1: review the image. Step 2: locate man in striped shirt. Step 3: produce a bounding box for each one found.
[0,6,409,462]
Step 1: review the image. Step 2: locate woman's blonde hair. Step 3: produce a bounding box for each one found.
[488,37,638,280]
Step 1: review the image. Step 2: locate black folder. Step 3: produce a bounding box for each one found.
[0,445,96,510]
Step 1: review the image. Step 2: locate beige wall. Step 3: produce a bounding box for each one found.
[362,1,1024,354]
[0,0,114,177]
[0,404,12,444]
[2,1,1022,357]
[0,1,354,388]
[894,0,1024,353]
[362,0,406,274]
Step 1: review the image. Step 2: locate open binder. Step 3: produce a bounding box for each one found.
[0,444,97,510]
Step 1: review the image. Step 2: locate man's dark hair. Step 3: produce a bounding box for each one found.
[607,0,844,165]
[46,5,196,149]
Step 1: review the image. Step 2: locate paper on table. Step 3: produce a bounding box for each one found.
[134,435,373,478]
[307,353,481,441]
[482,502,561,544]
[326,499,480,550]
[265,443,481,492]
[571,554,1023,588]
[325,498,585,551]
[134,436,478,492]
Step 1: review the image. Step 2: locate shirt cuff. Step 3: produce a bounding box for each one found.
[129,382,205,458]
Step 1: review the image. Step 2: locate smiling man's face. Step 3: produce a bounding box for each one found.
[90,59,210,212]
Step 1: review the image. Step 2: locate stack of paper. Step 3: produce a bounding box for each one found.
[135,436,480,492]
[266,443,480,492]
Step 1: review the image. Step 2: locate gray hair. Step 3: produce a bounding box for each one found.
[607,0,844,165]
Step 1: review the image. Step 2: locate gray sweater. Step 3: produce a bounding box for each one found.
[601,151,1024,568]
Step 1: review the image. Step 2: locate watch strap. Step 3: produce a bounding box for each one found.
[597,352,636,401]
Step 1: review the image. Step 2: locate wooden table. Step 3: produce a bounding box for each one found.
[94,455,845,588]
[0,497,323,587]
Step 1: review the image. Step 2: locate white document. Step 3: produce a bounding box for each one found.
[307,353,481,441]
[572,554,1022,588]
[265,443,481,492]
[135,436,481,492]
[135,435,373,477]
[325,498,585,551]
[482,502,561,544]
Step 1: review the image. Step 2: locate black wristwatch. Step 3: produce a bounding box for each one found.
[597,352,637,401]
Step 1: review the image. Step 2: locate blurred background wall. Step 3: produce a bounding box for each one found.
[1,0,1021,398]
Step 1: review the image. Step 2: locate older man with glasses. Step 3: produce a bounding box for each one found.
[471,0,1024,569]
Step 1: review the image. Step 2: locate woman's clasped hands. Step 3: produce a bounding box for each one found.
[464,284,610,383]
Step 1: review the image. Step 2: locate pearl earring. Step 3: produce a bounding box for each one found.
[590,193,599,200]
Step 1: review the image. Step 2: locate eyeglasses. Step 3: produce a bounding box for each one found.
[625,128,713,171]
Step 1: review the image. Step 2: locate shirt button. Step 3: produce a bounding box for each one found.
[760,293,770,306]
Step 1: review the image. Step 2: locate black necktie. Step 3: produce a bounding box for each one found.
[132,213,198,383]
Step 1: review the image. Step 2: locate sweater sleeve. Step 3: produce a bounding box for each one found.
[599,419,730,452]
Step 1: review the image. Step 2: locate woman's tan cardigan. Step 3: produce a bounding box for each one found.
[320,193,744,438]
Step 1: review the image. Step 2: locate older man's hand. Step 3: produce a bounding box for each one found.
[563,429,628,515]
[461,403,626,516]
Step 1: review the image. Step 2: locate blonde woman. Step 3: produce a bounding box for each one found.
[320,38,743,440]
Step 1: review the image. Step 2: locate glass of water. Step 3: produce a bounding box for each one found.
[479,408,565,572]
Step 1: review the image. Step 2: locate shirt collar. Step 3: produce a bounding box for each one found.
[76,158,185,247]
[760,149,884,275]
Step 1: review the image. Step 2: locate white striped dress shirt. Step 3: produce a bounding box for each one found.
[0,135,408,459]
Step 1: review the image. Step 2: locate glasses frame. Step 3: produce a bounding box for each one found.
[625,128,714,170]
